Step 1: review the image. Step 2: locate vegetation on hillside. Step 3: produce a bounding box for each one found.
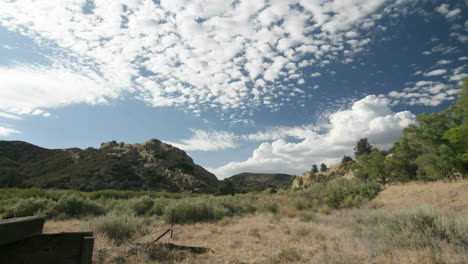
[221,172,295,194]
[0,139,219,193]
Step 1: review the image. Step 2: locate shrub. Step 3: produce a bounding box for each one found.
[3,197,55,218]
[0,188,64,201]
[296,226,313,237]
[163,198,229,224]
[260,200,279,214]
[277,248,301,262]
[128,196,154,216]
[50,194,105,218]
[325,181,382,209]
[364,206,468,250]
[151,198,170,216]
[87,212,148,244]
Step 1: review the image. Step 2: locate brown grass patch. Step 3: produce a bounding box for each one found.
[372,180,468,215]
[40,181,468,263]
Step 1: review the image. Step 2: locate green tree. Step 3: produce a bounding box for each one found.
[390,131,419,181]
[218,180,235,196]
[359,150,392,185]
[354,138,374,158]
[390,79,468,180]
[320,163,328,172]
[341,155,353,165]
[311,164,318,173]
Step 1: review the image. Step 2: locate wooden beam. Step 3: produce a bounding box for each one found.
[0,232,93,264]
[0,216,46,246]
[80,237,94,264]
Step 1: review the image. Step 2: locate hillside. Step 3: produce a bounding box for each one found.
[0,139,219,193]
[226,172,295,193]
[371,180,468,215]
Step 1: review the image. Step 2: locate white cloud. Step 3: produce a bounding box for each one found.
[311,72,321,77]
[166,129,237,151]
[0,66,120,115]
[209,95,416,178]
[435,4,461,19]
[0,126,20,137]
[0,112,23,120]
[1,45,14,49]
[0,0,411,118]
[436,59,452,65]
[425,69,448,77]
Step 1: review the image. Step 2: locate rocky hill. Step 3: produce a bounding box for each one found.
[226,172,295,193]
[0,139,219,193]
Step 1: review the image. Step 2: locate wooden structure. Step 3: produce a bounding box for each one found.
[0,216,94,264]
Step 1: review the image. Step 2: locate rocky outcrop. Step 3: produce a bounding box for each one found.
[0,139,219,193]
[292,163,355,189]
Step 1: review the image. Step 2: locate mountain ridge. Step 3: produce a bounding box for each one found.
[0,139,219,193]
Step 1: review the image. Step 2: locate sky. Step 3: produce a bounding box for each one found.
[0,0,467,179]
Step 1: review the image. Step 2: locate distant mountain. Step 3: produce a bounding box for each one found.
[225,172,295,193]
[0,139,219,193]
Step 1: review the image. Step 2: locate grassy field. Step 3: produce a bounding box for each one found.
[2,180,467,263]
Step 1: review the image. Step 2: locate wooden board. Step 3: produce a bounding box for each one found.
[0,216,46,246]
[0,232,94,264]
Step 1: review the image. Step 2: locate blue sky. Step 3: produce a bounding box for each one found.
[0,0,466,178]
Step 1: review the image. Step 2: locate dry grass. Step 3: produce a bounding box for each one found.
[372,180,468,215]
[41,181,468,263]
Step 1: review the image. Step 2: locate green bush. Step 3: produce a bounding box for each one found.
[50,194,105,218]
[87,212,148,244]
[2,197,55,218]
[128,196,154,216]
[326,181,381,209]
[151,198,170,216]
[0,188,64,201]
[163,198,229,224]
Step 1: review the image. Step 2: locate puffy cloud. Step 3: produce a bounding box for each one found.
[425,69,448,77]
[209,95,416,178]
[435,4,462,19]
[0,126,20,137]
[0,0,411,117]
[436,59,452,65]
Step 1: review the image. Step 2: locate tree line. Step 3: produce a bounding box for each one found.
[342,79,468,184]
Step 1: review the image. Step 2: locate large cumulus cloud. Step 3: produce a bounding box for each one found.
[209,95,416,178]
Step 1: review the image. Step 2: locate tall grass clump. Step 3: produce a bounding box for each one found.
[87,212,148,244]
[260,199,279,214]
[128,196,154,216]
[363,206,468,251]
[1,197,55,218]
[50,194,105,218]
[151,198,171,216]
[163,198,229,224]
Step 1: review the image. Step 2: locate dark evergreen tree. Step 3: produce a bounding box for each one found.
[341,155,353,164]
[218,180,235,196]
[354,138,374,158]
[320,163,328,172]
[311,164,318,173]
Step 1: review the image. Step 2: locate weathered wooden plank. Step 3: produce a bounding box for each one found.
[0,232,93,264]
[0,216,46,246]
[80,236,94,264]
